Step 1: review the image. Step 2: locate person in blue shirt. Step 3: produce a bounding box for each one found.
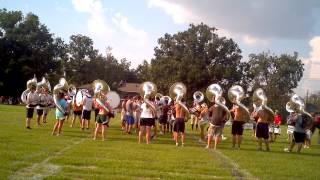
[52,92,69,136]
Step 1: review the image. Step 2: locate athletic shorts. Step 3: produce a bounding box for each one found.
[159,115,168,125]
[74,110,82,116]
[173,118,185,133]
[232,121,245,135]
[126,115,135,125]
[96,114,109,125]
[82,110,91,120]
[293,131,305,143]
[208,124,223,137]
[26,108,34,118]
[256,122,269,139]
[140,118,154,127]
[287,125,295,134]
[36,109,44,116]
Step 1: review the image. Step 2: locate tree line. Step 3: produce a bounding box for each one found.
[0,9,310,116]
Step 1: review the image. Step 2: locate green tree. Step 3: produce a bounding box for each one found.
[0,9,60,96]
[247,52,304,116]
[137,23,245,102]
[66,34,98,85]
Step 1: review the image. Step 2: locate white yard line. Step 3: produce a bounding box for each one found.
[189,134,259,180]
[9,138,86,180]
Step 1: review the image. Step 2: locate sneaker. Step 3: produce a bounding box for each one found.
[181,143,185,147]
[176,143,179,146]
[198,139,204,143]
[26,126,31,130]
[205,145,210,149]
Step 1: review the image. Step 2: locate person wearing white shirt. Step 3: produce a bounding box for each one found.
[25,87,38,129]
[139,98,156,144]
[81,91,94,130]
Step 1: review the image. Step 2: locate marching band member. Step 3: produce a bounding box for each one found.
[42,89,53,123]
[36,88,46,126]
[133,96,142,132]
[94,93,112,141]
[190,102,201,131]
[206,97,227,150]
[173,98,187,147]
[284,114,308,153]
[270,110,282,142]
[139,96,156,144]
[125,96,135,134]
[25,86,38,129]
[286,112,296,142]
[70,97,83,128]
[52,92,69,136]
[230,105,246,150]
[198,103,209,142]
[81,90,94,130]
[120,96,128,130]
[252,106,273,151]
[159,99,170,134]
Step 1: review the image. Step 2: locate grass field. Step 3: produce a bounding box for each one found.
[0,105,319,180]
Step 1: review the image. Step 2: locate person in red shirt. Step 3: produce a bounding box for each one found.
[270,110,282,142]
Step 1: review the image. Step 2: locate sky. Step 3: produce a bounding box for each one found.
[2,0,320,97]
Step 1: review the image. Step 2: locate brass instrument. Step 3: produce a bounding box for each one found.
[286,94,313,128]
[206,84,232,121]
[169,82,190,118]
[160,95,172,105]
[252,88,274,116]
[193,91,204,103]
[21,76,37,104]
[92,79,111,113]
[139,82,157,113]
[53,78,69,114]
[228,85,251,121]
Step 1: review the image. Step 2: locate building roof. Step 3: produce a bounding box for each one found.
[118,83,140,93]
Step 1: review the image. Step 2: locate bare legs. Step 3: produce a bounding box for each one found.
[52,119,65,135]
[93,123,107,141]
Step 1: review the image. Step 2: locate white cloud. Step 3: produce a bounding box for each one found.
[242,35,269,46]
[71,0,114,39]
[149,0,320,39]
[295,36,320,96]
[111,13,148,46]
[148,0,199,24]
[71,0,153,68]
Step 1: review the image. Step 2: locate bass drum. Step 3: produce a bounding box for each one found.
[106,91,120,109]
[75,89,87,106]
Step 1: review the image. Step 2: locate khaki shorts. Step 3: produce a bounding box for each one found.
[208,124,223,137]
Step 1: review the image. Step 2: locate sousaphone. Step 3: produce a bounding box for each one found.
[169,82,190,119]
[206,83,232,121]
[228,85,251,122]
